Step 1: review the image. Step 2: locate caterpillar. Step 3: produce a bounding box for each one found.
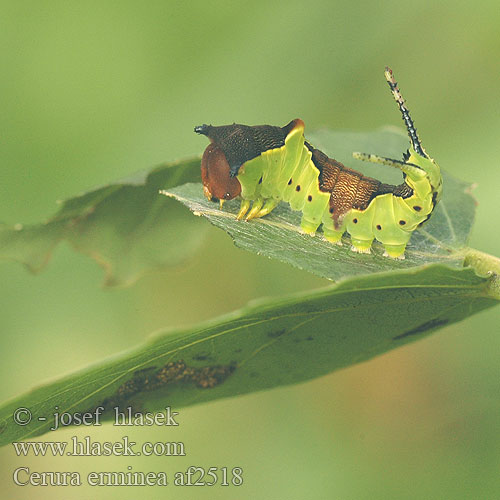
[195,67,442,259]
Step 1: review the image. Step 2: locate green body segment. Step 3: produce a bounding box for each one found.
[236,123,438,259]
[323,171,435,257]
[237,123,330,234]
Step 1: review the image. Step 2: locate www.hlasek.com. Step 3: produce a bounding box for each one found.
[13,435,186,457]
[11,406,243,487]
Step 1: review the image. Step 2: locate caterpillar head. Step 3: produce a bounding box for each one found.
[195,125,241,206]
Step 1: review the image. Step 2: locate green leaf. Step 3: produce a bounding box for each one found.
[0,264,497,445]
[2,128,498,445]
[0,158,207,287]
[163,129,477,281]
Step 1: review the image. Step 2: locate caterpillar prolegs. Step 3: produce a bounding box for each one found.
[195,68,443,259]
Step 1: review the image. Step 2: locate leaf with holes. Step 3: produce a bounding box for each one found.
[0,158,206,287]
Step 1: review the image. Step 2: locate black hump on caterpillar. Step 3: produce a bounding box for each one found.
[195,122,290,178]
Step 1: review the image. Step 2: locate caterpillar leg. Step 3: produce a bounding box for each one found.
[236,199,251,220]
[350,237,373,254]
[300,217,320,236]
[256,198,279,218]
[383,243,406,259]
[245,198,265,221]
[323,228,343,245]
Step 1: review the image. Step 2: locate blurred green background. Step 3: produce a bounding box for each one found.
[1,1,499,498]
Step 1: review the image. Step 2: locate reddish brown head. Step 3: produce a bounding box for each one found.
[199,140,241,203]
[196,120,290,203]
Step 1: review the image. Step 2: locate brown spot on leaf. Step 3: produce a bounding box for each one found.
[393,319,449,340]
[192,353,212,361]
[98,360,236,412]
[134,366,156,376]
[268,329,286,338]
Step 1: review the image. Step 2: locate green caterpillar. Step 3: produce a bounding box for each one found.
[195,67,442,259]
